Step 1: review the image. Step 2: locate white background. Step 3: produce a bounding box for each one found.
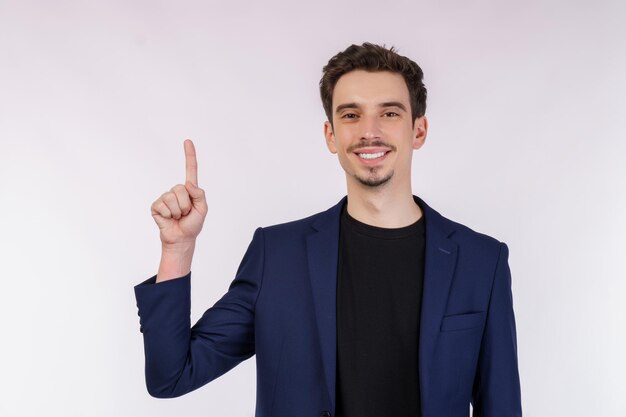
[1,1,624,416]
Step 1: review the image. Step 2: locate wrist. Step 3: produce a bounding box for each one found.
[157,242,195,283]
[161,240,196,255]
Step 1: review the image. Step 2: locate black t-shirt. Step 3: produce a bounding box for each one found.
[336,203,425,417]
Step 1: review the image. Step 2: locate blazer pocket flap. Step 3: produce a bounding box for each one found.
[440,311,485,332]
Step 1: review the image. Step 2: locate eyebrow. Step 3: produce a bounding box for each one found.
[380,101,407,112]
[334,101,408,114]
[335,102,359,114]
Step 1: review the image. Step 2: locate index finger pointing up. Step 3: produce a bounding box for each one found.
[184,139,198,186]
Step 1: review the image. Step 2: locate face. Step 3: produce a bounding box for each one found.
[324,70,427,189]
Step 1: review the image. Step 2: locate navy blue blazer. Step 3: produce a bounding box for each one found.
[135,196,522,417]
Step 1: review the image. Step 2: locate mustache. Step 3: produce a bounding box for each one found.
[347,140,397,153]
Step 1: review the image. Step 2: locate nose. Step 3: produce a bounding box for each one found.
[359,114,383,141]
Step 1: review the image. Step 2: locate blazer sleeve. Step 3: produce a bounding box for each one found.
[134,227,265,398]
[471,243,523,417]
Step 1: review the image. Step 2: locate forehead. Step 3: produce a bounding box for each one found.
[332,70,410,109]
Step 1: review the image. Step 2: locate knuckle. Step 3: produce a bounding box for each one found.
[159,203,171,216]
[163,192,176,202]
[171,184,185,192]
[156,201,169,213]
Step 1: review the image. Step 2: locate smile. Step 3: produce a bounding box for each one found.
[358,151,386,160]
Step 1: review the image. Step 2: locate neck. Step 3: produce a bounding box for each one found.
[345,178,422,228]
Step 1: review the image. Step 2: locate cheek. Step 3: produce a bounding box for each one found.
[330,131,349,153]
[335,150,355,173]
[337,150,351,165]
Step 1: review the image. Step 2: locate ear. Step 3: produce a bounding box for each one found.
[412,116,428,150]
[324,120,338,154]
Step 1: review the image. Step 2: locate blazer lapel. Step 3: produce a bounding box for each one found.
[415,196,459,401]
[306,197,345,410]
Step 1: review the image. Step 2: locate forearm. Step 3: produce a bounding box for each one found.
[135,274,193,397]
[135,274,257,398]
[135,228,265,398]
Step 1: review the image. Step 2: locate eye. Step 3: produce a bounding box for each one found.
[384,111,399,117]
[341,113,358,119]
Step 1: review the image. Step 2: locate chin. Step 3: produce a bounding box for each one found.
[355,171,394,188]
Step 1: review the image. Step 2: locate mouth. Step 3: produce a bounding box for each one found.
[353,148,391,163]
[358,151,386,160]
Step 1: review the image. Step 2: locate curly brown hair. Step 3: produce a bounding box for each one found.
[320,43,427,127]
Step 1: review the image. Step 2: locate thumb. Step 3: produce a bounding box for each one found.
[185,181,207,207]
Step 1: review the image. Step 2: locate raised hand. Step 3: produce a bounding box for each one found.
[151,139,208,250]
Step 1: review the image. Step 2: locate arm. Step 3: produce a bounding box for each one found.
[135,139,262,397]
[134,227,265,398]
[471,243,523,417]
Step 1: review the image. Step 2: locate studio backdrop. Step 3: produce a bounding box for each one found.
[0,1,624,416]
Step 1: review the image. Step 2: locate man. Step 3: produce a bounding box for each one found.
[135,43,522,417]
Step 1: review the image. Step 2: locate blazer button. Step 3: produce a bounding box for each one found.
[320,412,331,417]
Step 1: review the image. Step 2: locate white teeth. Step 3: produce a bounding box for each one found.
[358,151,385,160]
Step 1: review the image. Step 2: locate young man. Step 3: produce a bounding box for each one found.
[135,43,522,417]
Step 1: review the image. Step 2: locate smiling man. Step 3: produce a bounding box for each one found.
[135,43,522,417]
